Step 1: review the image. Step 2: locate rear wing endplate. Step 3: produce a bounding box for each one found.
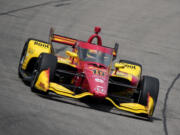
[49,27,77,46]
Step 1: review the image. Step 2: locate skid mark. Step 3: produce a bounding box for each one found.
[162,73,180,135]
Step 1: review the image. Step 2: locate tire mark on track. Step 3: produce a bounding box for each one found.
[0,0,71,16]
[162,73,180,135]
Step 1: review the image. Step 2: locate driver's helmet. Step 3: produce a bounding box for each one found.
[87,49,97,59]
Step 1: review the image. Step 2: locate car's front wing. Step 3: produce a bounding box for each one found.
[35,69,154,117]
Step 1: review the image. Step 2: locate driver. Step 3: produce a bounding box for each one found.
[86,49,97,59]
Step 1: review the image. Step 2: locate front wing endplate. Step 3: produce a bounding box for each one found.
[105,96,154,116]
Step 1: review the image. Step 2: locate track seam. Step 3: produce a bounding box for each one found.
[162,73,180,135]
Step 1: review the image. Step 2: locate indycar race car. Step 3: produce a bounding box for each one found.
[18,26,159,120]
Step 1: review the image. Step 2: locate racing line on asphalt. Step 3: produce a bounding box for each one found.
[162,73,180,135]
[0,0,70,16]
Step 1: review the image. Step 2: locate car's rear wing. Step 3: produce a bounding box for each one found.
[49,27,118,59]
[49,27,77,46]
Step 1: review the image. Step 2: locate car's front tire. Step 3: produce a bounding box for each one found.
[31,53,57,93]
[138,75,159,116]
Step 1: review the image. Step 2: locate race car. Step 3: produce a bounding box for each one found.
[18,26,159,120]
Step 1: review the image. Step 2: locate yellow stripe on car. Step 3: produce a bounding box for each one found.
[105,96,154,115]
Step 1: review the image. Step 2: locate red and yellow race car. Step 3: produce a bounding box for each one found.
[18,27,159,120]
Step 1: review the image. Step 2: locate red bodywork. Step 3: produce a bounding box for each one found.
[75,42,113,98]
[52,26,115,98]
[52,26,131,98]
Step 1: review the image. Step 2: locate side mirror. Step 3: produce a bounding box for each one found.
[114,63,124,68]
[66,51,78,58]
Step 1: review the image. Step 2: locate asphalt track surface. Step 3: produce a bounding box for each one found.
[0,0,180,135]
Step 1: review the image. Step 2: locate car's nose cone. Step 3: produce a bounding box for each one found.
[84,64,109,98]
[93,85,107,98]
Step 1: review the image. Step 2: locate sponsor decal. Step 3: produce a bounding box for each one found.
[122,64,136,69]
[116,72,127,77]
[28,48,34,54]
[34,41,49,48]
[95,78,104,83]
[96,86,104,93]
[92,69,105,76]
[92,75,106,80]
[39,82,45,89]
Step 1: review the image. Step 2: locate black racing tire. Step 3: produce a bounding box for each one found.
[31,53,57,92]
[119,59,142,69]
[18,39,30,78]
[138,75,159,115]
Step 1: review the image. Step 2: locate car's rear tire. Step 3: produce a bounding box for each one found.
[18,39,29,78]
[138,75,159,115]
[31,53,57,92]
